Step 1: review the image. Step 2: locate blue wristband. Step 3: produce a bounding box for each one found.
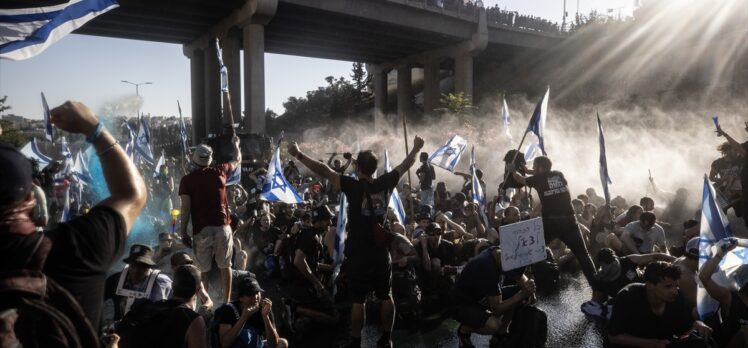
[86,123,104,143]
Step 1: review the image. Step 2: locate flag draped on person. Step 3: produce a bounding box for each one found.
[470,146,491,228]
[261,135,303,204]
[19,138,52,166]
[526,86,549,156]
[41,92,55,142]
[597,113,612,205]
[502,96,512,140]
[135,113,154,165]
[697,175,748,320]
[428,134,468,172]
[0,0,119,60]
[384,150,406,224]
[177,100,189,155]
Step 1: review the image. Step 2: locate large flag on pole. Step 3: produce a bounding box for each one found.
[696,175,748,319]
[597,113,612,205]
[501,96,512,140]
[470,146,491,228]
[428,134,468,172]
[152,154,165,178]
[177,100,189,155]
[215,38,229,93]
[41,92,55,142]
[122,121,135,160]
[19,138,52,166]
[526,86,549,156]
[524,141,539,162]
[135,113,154,165]
[0,0,119,61]
[384,150,406,224]
[261,137,303,204]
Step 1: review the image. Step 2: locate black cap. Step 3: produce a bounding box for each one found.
[123,244,156,266]
[0,143,33,206]
[237,274,264,296]
[426,222,443,236]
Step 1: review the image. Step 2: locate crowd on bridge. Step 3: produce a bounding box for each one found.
[3,99,748,348]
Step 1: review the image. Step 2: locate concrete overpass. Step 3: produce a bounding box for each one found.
[74,0,564,140]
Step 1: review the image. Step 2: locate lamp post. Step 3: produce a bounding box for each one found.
[121,80,152,96]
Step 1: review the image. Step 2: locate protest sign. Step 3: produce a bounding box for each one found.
[499,217,547,271]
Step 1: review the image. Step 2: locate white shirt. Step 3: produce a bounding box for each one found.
[622,221,666,253]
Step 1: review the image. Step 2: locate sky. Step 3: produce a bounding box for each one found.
[0,0,635,119]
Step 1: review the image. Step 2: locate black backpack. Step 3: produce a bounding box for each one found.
[505,304,548,348]
[0,235,100,348]
[114,299,182,348]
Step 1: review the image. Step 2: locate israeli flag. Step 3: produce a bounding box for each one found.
[597,113,612,205]
[152,154,165,178]
[177,100,189,154]
[122,121,136,160]
[60,136,73,174]
[524,142,539,162]
[384,150,406,224]
[526,86,549,156]
[72,151,92,185]
[697,175,748,320]
[712,115,719,130]
[428,134,468,172]
[470,146,491,228]
[261,147,303,204]
[19,138,52,166]
[60,185,71,223]
[41,92,55,142]
[135,114,154,165]
[0,0,119,61]
[226,164,241,186]
[502,96,512,140]
[334,190,348,266]
[215,38,228,93]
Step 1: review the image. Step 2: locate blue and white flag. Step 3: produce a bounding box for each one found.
[60,185,71,223]
[41,92,55,142]
[524,142,539,162]
[135,114,154,165]
[60,136,73,174]
[597,113,612,205]
[261,147,303,204]
[384,150,406,224]
[334,190,348,267]
[226,163,241,186]
[122,121,135,160]
[152,154,165,178]
[177,100,189,154]
[0,0,119,61]
[712,115,720,131]
[215,38,228,93]
[501,96,512,140]
[526,87,549,156]
[428,134,468,172]
[19,138,52,166]
[696,175,748,320]
[470,146,491,228]
[72,151,92,185]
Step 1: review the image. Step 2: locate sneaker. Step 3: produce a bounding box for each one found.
[457,325,475,348]
[581,300,604,318]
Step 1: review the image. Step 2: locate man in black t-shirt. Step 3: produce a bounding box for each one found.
[287,136,424,348]
[608,261,712,347]
[0,101,147,344]
[511,156,598,288]
[416,152,436,207]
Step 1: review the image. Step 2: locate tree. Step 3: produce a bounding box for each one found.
[0,96,11,115]
[436,92,476,116]
[0,119,28,147]
[350,62,369,95]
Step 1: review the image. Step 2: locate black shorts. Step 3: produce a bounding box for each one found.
[346,255,392,303]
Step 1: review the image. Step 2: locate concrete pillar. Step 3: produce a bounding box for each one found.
[423,60,441,114]
[454,54,473,99]
[188,48,206,144]
[373,67,388,118]
[221,35,242,126]
[397,66,413,121]
[204,39,222,137]
[243,24,265,134]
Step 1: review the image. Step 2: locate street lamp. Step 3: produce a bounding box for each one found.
[121,80,152,96]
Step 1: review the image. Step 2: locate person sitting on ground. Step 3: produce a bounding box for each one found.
[416,152,436,207]
[610,212,668,255]
[153,232,187,278]
[615,205,643,229]
[698,237,748,347]
[170,252,213,314]
[452,246,536,348]
[673,237,699,311]
[581,248,675,320]
[414,222,458,289]
[608,261,712,348]
[435,210,472,241]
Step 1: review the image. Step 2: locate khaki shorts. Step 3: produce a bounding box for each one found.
[193,225,233,272]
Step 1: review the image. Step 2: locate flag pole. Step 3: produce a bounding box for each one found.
[497,129,529,200]
[402,113,415,217]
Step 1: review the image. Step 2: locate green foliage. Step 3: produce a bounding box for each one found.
[0,119,28,147]
[436,92,475,116]
[0,96,11,114]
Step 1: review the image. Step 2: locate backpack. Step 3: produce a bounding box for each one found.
[114,299,181,348]
[505,305,548,348]
[0,234,99,348]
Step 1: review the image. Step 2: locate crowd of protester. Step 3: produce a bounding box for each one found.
[3,99,748,348]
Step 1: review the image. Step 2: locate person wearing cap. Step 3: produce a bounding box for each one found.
[580,248,675,319]
[414,221,458,297]
[699,237,748,347]
[104,244,173,323]
[215,274,287,348]
[672,236,700,309]
[609,261,712,347]
[153,232,187,278]
[170,251,214,313]
[0,101,147,337]
[287,135,424,348]
[179,135,241,304]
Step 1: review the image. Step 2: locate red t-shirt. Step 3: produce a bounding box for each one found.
[179,163,233,234]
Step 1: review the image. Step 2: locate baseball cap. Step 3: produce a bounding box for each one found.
[0,143,33,206]
[237,274,264,296]
[685,237,700,258]
[192,144,213,167]
[123,244,156,266]
[426,222,443,236]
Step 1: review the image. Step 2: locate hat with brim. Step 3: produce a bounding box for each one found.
[123,244,156,266]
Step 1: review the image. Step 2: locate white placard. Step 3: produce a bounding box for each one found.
[499,217,546,271]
